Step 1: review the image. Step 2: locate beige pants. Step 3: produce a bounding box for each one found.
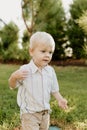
[21,111,50,130]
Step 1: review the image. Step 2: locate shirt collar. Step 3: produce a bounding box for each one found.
[29,59,49,73]
[29,60,38,73]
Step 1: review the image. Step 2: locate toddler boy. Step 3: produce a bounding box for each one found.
[9,31,68,130]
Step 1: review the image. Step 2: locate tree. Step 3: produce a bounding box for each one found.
[77,11,87,57]
[77,11,87,35]
[21,0,67,60]
[21,30,30,63]
[67,0,87,59]
[0,21,19,62]
[0,21,19,50]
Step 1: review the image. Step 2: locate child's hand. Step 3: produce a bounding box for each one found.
[13,69,29,80]
[52,91,68,110]
[58,98,68,110]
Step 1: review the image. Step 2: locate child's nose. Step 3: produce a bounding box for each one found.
[46,52,50,57]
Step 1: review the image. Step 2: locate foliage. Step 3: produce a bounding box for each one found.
[67,0,87,59]
[0,22,20,62]
[0,22,19,50]
[0,22,30,63]
[1,0,87,62]
[1,43,30,63]
[77,10,87,58]
[22,30,30,51]
[22,30,30,48]
[0,64,87,130]
[21,0,67,60]
[77,10,87,35]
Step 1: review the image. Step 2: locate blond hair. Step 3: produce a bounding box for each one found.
[30,31,55,51]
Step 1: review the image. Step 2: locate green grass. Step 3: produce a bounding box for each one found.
[0,64,20,130]
[0,64,87,130]
[51,66,87,129]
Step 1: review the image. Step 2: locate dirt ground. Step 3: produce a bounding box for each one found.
[50,59,87,66]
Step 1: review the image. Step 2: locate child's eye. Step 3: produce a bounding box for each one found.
[49,51,53,54]
[41,50,46,53]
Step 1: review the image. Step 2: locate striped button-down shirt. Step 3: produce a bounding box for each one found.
[16,60,59,115]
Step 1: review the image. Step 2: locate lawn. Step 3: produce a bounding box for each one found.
[0,64,87,130]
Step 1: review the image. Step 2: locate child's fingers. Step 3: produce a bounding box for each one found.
[21,70,29,79]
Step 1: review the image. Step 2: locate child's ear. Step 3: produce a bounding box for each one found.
[29,48,33,57]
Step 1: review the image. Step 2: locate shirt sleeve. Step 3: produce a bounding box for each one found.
[51,67,59,93]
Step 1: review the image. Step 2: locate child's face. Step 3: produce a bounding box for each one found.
[29,43,54,69]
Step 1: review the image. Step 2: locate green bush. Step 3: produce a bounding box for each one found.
[1,43,30,63]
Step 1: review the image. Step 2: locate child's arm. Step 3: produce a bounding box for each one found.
[52,91,68,110]
[9,69,29,89]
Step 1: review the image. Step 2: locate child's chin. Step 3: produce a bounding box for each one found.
[43,63,48,67]
[42,62,49,67]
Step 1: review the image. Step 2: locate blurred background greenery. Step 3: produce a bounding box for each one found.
[0,0,87,64]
